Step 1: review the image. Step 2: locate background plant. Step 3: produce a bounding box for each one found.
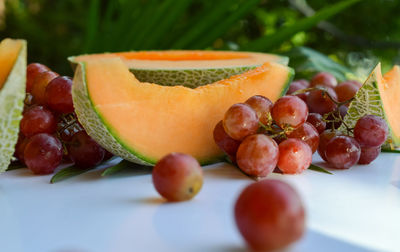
[1,0,398,76]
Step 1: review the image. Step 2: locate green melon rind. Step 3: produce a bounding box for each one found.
[72,62,153,166]
[72,61,294,166]
[338,63,400,148]
[0,40,27,173]
[68,55,289,88]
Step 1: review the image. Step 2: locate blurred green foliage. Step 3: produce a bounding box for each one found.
[1,0,398,76]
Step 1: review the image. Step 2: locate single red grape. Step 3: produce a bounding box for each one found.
[152,153,203,201]
[45,76,74,114]
[31,70,59,105]
[271,95,308,129]
[20,105,57,137]
[26,63,50,93]
[24,133,63,174]
[245,95,273,125]
[310,72,337,88]
[234,179,305,252]
[67,131,105,168]
[213,121,241,162]
[358,146,380,165]
[306,86,338,115]
[103,150,114,161]
[278,139,312,174]
[318,130,337,162]
[325,136,361,169]
[236,134,279,177]
[335,80,360,103]
[354,115,388,147]
[14,134,29,163]
[287,80,309,102]
[326,105,348,129]
[306,113,326,134]
[287,122,319,153]
[223,103,259,140]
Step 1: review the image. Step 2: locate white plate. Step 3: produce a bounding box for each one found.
[0,153,399,252]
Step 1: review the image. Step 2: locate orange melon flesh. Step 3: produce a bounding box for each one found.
[382,65,400,143]
[73,50,286,70]
[0,39,22,90]
[79,58,293,164]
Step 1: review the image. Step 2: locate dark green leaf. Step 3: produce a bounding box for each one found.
[6,162,26,171]
[243,0,361,51]
[308,164,333,175]
[101,159,140,176]
[285,46,351,81]
[50,165,93,184]
[381,149,400,153]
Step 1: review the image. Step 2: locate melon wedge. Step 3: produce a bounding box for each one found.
[72,58,294,165]
[0,38,27,173]
[339,63,400,148]
[70,51,288,88]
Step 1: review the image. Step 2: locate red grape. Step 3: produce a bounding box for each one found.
[14,134,29,163]
[354,115,388,147]
[318,130,337,162]
[310,72,337,88]
[271,96,308,129]
[103,150,114,161]
[26,63,50,93]
[358,146,380,165]
[287,80,309,102]
[345,80,363,88]
[326,105,348,129]
[24,133,63,174]
[325,136,361,169]
[20,105,57,137]
[335,81,360,103]
[67,131,105,168]
[278,139,312,174]
[152,153,203,201]
[45,76,74,113]
[234,179,305,251]
[306,113,326,134]
[213,121,241,162]
[287,122,319,153]
[306,86,338,115]
[245,95,273,125]
[236,134,279,177]
[57,113,83,142]
[31,70,59,105]
[223,103,259,140]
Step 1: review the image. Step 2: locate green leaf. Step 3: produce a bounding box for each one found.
[101,159,138,176]
[6,162,25,171]
[381,148,400,153]
[308,164,333,175]
[191,0,261,49]
[50,165,93,184]
[285,46,351,81]
[243,0,361,51]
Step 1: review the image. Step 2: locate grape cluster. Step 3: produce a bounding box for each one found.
[214,72,389,176]
[14,63,112,175]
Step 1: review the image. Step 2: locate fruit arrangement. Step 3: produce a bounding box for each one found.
[1,38,399,251]
[14,62,112,175]
[213,72,390,177]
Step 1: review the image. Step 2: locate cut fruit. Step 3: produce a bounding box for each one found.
[339,63,400,148]
[69,51,288,88]
[0,38,27,173]
[72,57,293,165]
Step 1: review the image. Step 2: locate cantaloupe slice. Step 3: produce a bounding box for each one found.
[72,57,294,165]
[0,38,27,173]
[339,63,400,148]
[70,51,288,88]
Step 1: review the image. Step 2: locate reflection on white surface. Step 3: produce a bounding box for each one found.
[0,154,399,252]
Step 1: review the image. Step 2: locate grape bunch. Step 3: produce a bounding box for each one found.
[14,63,112,175]
[214,72,388,176]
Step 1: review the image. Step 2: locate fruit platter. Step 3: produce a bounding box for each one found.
[0,33,399,252]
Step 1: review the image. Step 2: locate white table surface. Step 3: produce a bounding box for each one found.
[0,153,399,252]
